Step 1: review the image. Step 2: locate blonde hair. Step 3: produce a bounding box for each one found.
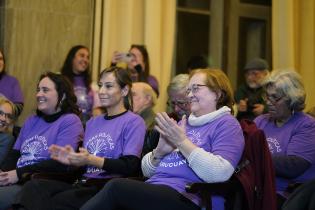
[0,96,16,131]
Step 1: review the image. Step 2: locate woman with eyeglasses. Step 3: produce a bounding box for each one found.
[0,96,16,166]
[81,68,244,210]
[254,69,315,209]
[13,67,146,210]
[0,49,24,117]
[111,44,159,97]
[0,72,84,209]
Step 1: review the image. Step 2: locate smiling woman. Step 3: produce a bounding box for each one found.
[0,96,16,166]
[61,45,102,124]
[13,67,146,210]
[80,68,244,210]
[0,72,84,209]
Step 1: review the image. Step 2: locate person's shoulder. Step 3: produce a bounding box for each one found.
[217,114,241,127]
[294,112,315,127]
[126,110,144,121]
[59,113,81,123]
[3,73,19,82]
[253,113,269,124]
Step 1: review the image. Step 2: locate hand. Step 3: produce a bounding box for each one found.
[49,145,90,167]
[155,113,187,147]
[49,144,74,165]
[238,99,248,112]
[66,147,90,167]
[252,104,264,116]
[154,135,176,158]
[111,51,124,64]
[0,170,18,186]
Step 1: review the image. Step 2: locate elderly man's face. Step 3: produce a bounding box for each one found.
[245,69,268,89]
[168,90,191,119]
[132,84,150,114]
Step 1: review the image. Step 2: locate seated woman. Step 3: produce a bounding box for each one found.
[13,67,146,210]
[253,70,315,208]
[0,49,24,117]
[0,96,16,165]
[0,72,83,209]
[81,68,245,210]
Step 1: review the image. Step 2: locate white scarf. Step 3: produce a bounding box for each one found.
[188,106,231,126]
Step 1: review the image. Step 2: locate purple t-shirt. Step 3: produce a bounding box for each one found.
[146,114,244,207]
[83,111,146,179]
[73,76,97,120]
[254,112,315,192]
[0,74,24,103]
[14,113,83,168]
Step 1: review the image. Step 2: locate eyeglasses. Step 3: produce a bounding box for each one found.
[167,100,190,109]
[0,109,14,120]
[185,84,207,96]
[263,93,283,104]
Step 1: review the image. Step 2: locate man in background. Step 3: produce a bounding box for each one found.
[235,58,269,121]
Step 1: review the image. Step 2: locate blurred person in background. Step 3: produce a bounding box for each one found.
[235,58,269,121]
[0,49,24,117]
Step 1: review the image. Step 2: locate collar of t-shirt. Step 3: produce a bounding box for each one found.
[104,110,128,120]
[0,71,5,80]
[36,110,64,123]
[188,106,231,126]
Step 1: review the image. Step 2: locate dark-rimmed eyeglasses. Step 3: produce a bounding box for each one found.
[185,84,207,96]
[167,100,190,109]
[263,93,283,104]
[0,109,14,120]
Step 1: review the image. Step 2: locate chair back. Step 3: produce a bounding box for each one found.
[237,119,277,210]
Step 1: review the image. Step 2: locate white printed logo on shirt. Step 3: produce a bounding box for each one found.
[85,132,115,174]
[266,137,282,153]
[17,135,48,167]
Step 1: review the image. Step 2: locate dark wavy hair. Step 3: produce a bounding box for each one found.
[99,66,133,111]
[60,45,91,91]
[130,44,150,79]
[37,72,80,115]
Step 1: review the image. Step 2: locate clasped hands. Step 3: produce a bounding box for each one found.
[49,145,90,167]
[0,169,18,186]
[154,112,187,157]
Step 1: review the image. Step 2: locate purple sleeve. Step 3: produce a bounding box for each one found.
[12,77,24,103]
[54,114,84,149]
[211,118,244,167]
[286,118,315,163]
[122,116,146,157]
[13,116,33,150]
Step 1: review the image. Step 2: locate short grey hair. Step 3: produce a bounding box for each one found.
[263,69,305,111]
[167,74,189,96]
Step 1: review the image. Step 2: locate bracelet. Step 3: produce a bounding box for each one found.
[152,149,163,161]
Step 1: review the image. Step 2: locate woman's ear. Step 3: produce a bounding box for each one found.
[121,86,129,97]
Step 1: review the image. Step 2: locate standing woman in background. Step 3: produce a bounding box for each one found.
[0,72,84,209]
[61,45,101,124]
[0,96,16,166]
[112,44,159,97]
[0,49,24,117]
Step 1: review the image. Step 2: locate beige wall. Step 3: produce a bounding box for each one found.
[2,0,94,125]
